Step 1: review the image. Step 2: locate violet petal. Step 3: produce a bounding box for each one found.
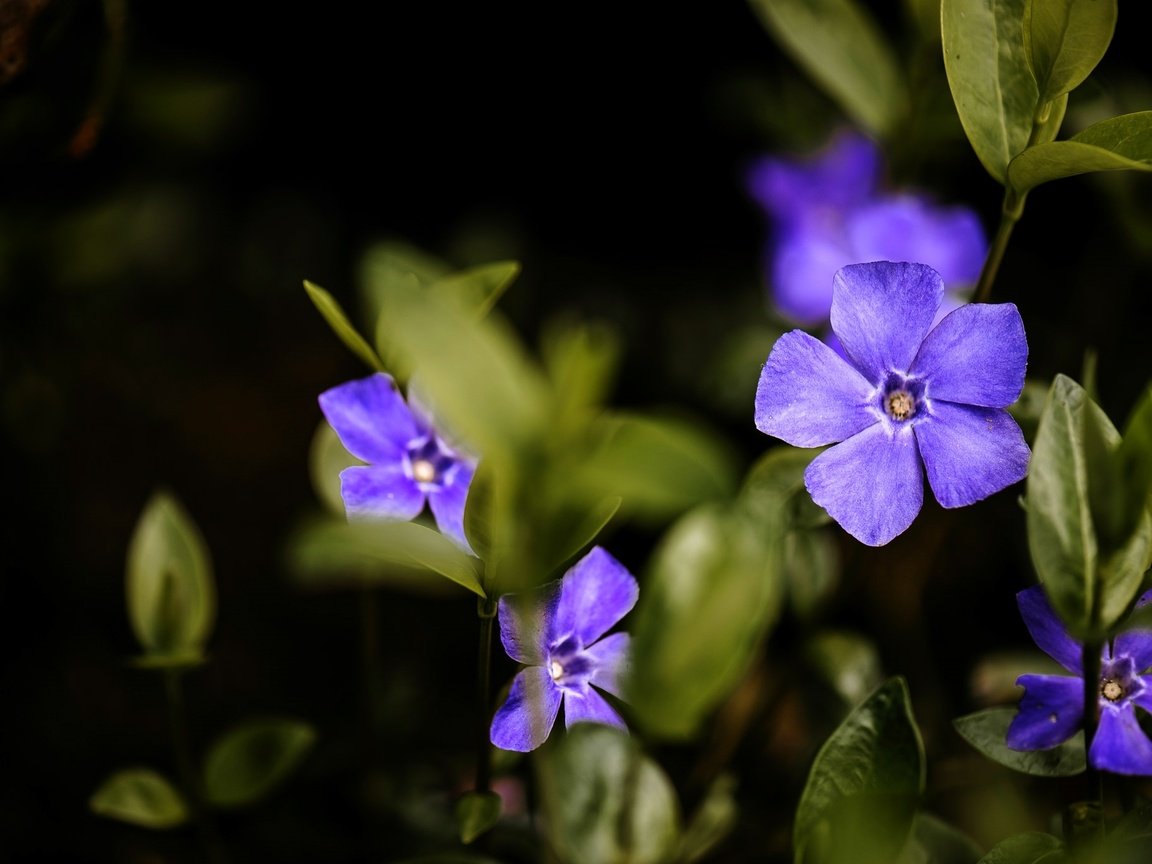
[338,465,424,522]
[498,583,560,665]
[563,687,628,732]
[910,304,1027,408]
[318,373,419,463]
[770,229,851,326]
[427,461,476,554]
[1090,705,1152,775]
[1015,586,1082,674]
[490,667,562,753]
[585,632,631,699]
[915,403,1029,508]
[551,547,639,648]
[1006,674,1083,750]
[1113,590,1152,671]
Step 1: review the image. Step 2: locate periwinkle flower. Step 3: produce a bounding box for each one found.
[490,546,637,752]
[1008,586,1152,775]
[755,261,1029,546]
[318,372,475,552]
[747,130,986,330]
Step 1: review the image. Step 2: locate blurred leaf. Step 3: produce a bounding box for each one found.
[677,774,738,864]
[806,631,883,708]
[1023,0,1116,102]
[304,280,386,372]
[785,529,839,619]
[358,239,450,332]
[1118,383,1152,521]
[898,812,984,864]
[540,318,621,437]
[463,460,495,564]
[288,517,485,597]
[953,708,1086,776]
[739,445,818,525]
[975,832,1062,863]
[628,503,785,740]
[547,725,680,864]
[942,0,1039,184]
[748,0,907,138]
[308,421,359,516]
[429,261,520,320]
[202,718,316,808]
[89,768,189,829]
[455,791,502,844]
[126,491,215,663]
[394,858,506,864]
[538,496,622,578]
[794,678,924,864]
[1007,112,1152,193]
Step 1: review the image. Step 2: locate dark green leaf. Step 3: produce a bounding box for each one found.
[89,768,189,829]
[1117,383,1152,522]
[428,261,520,320]
[794,678,925,864]
[1007,112,1152,193]
[748,0,907,137]
[954,707,1085,776]
[785,529,839,618]
[942,0,1040,183]
[898,812,984,864]
[678,774,738,864]
[455,791,502,844]
[976,832,1063,864]
[739,446,819,526]
[1024,0,1116,101]
[202,718,316,808]
[547,725,680,864]
[303,280,385,372]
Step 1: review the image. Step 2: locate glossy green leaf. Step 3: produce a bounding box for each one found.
[1023,0,1116,102]
[202,718,316,808]
[942,0,1039,183]
[953,707,1085,776]
[429,261,520,320]
[1007,112,1152,193]
[455,791,502,844]
[794,678,925,864]
[303,280,386,372]
[89,768,189,829]
[976,832,1062,864]
[547,725,680,864]
[898,813,984,864]
[748,0,907,138]
[628,503,785,740]
[678,774,738,864]
[126,491,215,663]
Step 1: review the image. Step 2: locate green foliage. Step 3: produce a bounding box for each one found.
[975,832,1063,863]
[126,491,216,666]
[308,420,359,516]
[793,678,925,864]
[546,725,681,864]
[1023,0,1116,102]
[304,279,386,372]
[677,775,738,864]
[898,813,984,864]
[1008,112,1152,193]
[953,707,1086,776]
[455,791,502,844]
[805,631,883,708]
[89,768,189,829]
[428,261,520,321]
[202,718,316,808]
[747,0,907,138]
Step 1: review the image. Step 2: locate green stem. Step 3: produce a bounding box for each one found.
[973,188,1026,303]
[164,670,227,864]
[474,596,498,793]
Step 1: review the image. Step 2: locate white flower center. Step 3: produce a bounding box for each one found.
[411,458,437,484]
[549,660,563,681]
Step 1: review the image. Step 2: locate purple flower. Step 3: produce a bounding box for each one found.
[755,261,1030,546]
[1008,585,1152,776]
[747,130,986,329]
[318,372,475,552]
[490,546,637,752]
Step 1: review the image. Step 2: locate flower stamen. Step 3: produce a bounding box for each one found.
[1101,678,1125,702]
[886,390,916,421]
[411,459,437,484]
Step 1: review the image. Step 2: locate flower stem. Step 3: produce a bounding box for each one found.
[474,596,498,793]
[973,188,1026,303]
[1082,638,1104,822]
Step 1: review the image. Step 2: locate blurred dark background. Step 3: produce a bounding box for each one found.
[3,1,1152,860]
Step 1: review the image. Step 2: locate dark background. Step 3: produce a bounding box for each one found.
[3,1,1152,860]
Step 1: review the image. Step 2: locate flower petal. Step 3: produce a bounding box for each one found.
[1090,705,1152,775]
[490,667,562,753]
[318,373,419,463]
[1113,590,1152,671]
[564,687,627,732]
[915,402,1029,508]
[427,461,476,554]
[770,229,851,326]
[338,465,424,522]
[551,547,639,648]
[585,632,631,699]
[1015,586,1083,674]
[1006,674,1084,750]
[830,261,943,381]
[909,304,1027,408]
[498,583,560,665]
[804,422,924,546]
[755,330,877,448]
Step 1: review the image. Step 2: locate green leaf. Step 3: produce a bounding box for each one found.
[90,768,189,829]
[953,708,1085,776]
[357,239,450,336]
[540,318,621,439]
[455,791,502,844]
[942,0,1040,183]
[547,725,680,864]
[287,517,485,598]
[975,832,1062,864]
[739,445,819,525]
[429,261,520,320]
[748,0,907,138]
[677,774,738,864]
[1118,383,1152,522]
[126,491,215,663]
[785,529,839,619]
[308,420,359,516]
[303,280,386,372]
[1023,0,1116,102]
[628,503,785,740]
[805,631,883,708]
[462,459,495,564]
[202,718,316,808]
[1007,112,1152,193]
[538,496,622,578]
[898,813,984,864]
[794,678,925,864]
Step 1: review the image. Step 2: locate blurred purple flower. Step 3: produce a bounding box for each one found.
[490,546,637,752]
[319,372,475,552]
[747,130,986,330]
[755,261,1029,546]
[1008,585,1152,776]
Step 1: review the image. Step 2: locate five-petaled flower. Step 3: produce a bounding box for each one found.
[1008,585,1152,776]
[319,372,475,552]
[747,130,986,334]
[490,546,637,752]
[755,261,1030,546]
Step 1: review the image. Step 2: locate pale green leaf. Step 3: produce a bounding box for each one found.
[308,420,359,516]
[202,718,316,808]
[90,768,189,829]
[455,791,502,844]
[303,280,385,372]
[1007,112,1152,193]
[1023,0,1116,102]
[429,261,520,320]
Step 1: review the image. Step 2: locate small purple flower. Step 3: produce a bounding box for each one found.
[490,546,637,752]
[747,130,986,330]
[1008,585,1152,776]
[755,261,1030,546]
[318,372,475,552]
